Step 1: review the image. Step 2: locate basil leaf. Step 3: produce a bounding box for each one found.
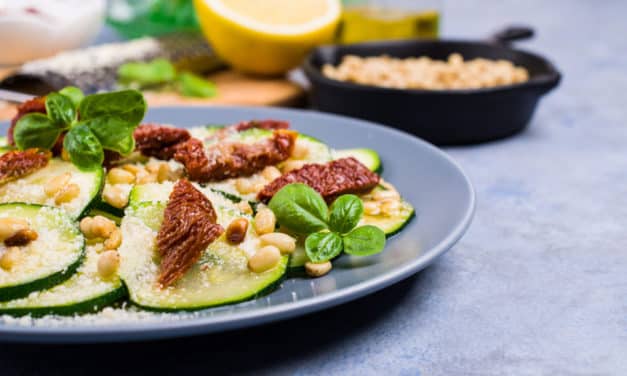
[78,89,146,125]
[343,225,386,257]
[13,113,62,150]
[118,59,177,86]
[268,183,328,234]
[63,124,103,170]
[329,194,363,234]
[178,72,217,98]
[59,86,84,109]
[82,117,136,155]
[305,232,343,263]
[45,93,75,126]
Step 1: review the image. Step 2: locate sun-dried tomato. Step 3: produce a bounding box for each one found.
[258,157,380,203]
[174,130,297,182]
[157,179,224,287]
[134,123,191,160]
[0,149,51,185]
[234,119,290,132]
[8,97,47,146]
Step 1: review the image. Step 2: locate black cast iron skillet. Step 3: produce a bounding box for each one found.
[303,26,561,145]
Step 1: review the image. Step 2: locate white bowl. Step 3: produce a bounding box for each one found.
[0,0,106,65]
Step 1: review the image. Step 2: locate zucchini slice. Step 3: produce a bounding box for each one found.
[333,148,381,172]
[120,183,288,311]
[0,204,85,301]
[359,185,415,237]
[0,159,104,219]
[0,244,125,316]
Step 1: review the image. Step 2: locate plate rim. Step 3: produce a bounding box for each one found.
[0,106,476,343]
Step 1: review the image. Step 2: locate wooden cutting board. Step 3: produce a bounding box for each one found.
[0,68,306,121]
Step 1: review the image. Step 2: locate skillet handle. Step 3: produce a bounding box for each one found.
[489,26,534,45]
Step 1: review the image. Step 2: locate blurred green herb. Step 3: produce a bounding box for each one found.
[117,58,217,99]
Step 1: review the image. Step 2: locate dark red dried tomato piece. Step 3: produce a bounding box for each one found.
[8,97,47,146]
[134,123,192,160]
[234,119,290,132]
[157,179,224,287]
[258,157,380,203]
[174,129,297,182]
[0,149,50,185]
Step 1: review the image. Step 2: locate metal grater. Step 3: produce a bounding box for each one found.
[0,33,224,95]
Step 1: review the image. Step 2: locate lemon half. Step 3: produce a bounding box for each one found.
[194,0,341,75]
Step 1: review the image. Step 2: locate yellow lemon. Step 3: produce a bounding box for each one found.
[194,0,342,75]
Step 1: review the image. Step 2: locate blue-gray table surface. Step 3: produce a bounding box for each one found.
[2,0,626,375]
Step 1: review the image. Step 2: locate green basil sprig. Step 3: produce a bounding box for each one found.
[268,183,386,263]
[13,87,146,171]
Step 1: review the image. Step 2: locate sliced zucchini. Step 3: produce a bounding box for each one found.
[333,148,381,172]
[288,242,309,270]
[0,244,126,316]
[0,159,104,219]
[360,185,415,237]
[0,204,85,301]
[119,187,288,311]
[292,134,333,165]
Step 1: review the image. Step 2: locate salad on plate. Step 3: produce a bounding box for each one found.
[0,88,414,316]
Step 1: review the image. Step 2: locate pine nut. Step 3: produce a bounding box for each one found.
[291,141,309,159]
[254,208,276,235]
[135,170,157,184]
[121,164,142,175]
[145,161,160,174]
[236,201,253,215]
[104,228,122,250]
[102,185,129,209]
[54,183,80,205]
[282,160,307,173]
[259,233,296,254]
[4,229,38,246]
[226,218,248,245]
[44,173,71,197]
[261,166,282,181]
[252,182,266,193]
[364,201,381,216]
[381,199,401,216]
[373,189,400,201]
[0,218,29,242]
[107,168,135,184]
[98,250,120,278]
[235,178,255,194]
[156,163,170,183]
[305,261,332,277]
[248,245,281,273]
[0,247,21,270]
[87,216,116,239]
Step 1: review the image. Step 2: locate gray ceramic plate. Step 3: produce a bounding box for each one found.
[0,107,474,343]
